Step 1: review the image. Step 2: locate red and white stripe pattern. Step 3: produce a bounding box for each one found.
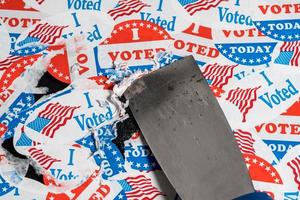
[233,129,255,155]
[226,86,261,122]
[202,63,237,96]
[125,175,164,199]
[287,156,300,190]
[280,41,300,66]
[28,23,68,45]
[32,141,41,146]
[184,0,226,16]
[35,0,45,4]
[38,103,80,138]
[0,55,21,71]
[108,0,150,20]
[28,147,61,170]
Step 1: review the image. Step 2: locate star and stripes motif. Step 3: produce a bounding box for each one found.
[28,147,61,170]
[27,102,80,138]
[226,86,261,122]
[108,0,150,20]
[254,20,300,42]
[0,175,17,197]
[233,129,255,155]
[94,142,127,180]
[98,19,174,77]
[275,41,300,67]
[0,55,21,71]
[202,63,237,97]
[101,20,173,45]
[0,44,45,72]
[115,175,164,200]
[0,93,35,140]
[17,23,68,47]
[75,125,117,151]
[243,154,283,184]
[45,44,71,84]
[263,140,300,162]
[215,43,276,66]
[10,45,48,56]
[125,144,161,172]
[177,0,226,15]
[0,54,42,93]
[16,127,41,146]
[47,63,71,83]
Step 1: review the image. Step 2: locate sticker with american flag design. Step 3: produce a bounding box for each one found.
[169,24,275,99]
[116,174,165,199]
[248,110,300,165]
[113,171,177,200]
[230,125,288,199]
[213,26,278,67]
[18,143,98,192]
[0,54,42,112]
[274,41,300,67]
[218,66,300,129]
[19,87,120,145]
[240,0,300,42]
[11,10,117,85]
[108,0,151,21]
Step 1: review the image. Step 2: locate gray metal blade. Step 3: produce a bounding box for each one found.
[125,56,254,200]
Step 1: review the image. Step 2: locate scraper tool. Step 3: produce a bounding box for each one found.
[124,56,271,200]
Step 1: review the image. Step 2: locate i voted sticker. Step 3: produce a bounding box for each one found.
[218,66,300,129]
[96,19,174,75]
[213,27,278,66]
[240,0,300,42]
[24,144,97,192]
[16,88,121,145]
[250,115,300,164]
[12,10,116,84]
